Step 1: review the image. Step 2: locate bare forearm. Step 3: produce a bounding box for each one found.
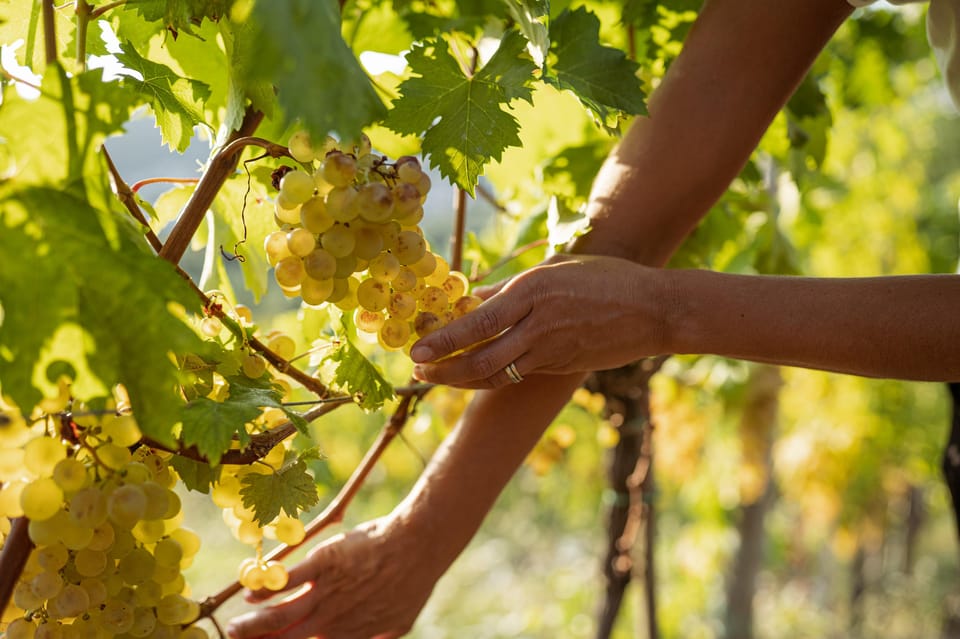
[669,270,960,381]
[576,0,853,267]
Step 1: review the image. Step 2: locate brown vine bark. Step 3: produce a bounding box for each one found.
[589,357,665,639]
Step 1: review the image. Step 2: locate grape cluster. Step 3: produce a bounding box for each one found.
[0,393,208,639]
[266,132,483,352]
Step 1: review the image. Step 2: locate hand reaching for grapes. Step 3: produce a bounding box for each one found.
[409,254,672,389]
[226,513,447,639]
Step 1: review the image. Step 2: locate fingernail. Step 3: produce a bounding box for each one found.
[413,366,427,381]
[410,344,433,363]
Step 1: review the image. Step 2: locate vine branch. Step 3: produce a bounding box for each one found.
[42,0,57,66]
[198,385,429,618]
[451,187,467,273]
[0,518,32,618]
[159,108,266,265]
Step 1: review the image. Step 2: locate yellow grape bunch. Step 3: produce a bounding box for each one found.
[265,132,483,352]
[0,392,207,639]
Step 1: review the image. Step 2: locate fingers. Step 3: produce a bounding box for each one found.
[244,534,348,604]
[410,287,531,364]
[413,333,533,389]
[228,583,326,639]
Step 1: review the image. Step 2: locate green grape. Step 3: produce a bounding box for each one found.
[391,267,418,293]
[156,594,199,626]
[279,170,316,205]
[300,276,335,306]
[320,224,355,258]
[287,130,315,163]
[326,278,349,304]
[264,230,294,266]
[354,309,385,333]
[108,529,136,560]
[414,312,446,338]
[333,254,358,279]
[368,252,400,282]
[152,561,180,585]
[394,230,426,265]
[51,583,90,617]
[300,196,335,234]
[377,221,402,252]
[107,484,147,529]
[274,197,302,225]
[357,278,390,312]
[392,181,421,217]
[32,570,64,599]
[53,457,87,493]
[122,462,152,484]
[396,205,424,228]
[133,519,165,544]
[63,486,104,528]
[440,272,469,301]
[388,292,417,320]
[325,186,358,223]
[353,182,394,223]
[101,599,136,634]
[81,577,108,608]
[29,511,67,546]
[139,482,171,520]
[129,607,158,638]
[395,156,422,184]
[33,622,63,639]
[0,480,25,518]
[262,561,289,591]
[36,541,70,571]
[199,316,222,338]
[87,521,115,552]
[238,559,266,591]
[97,443,132,470]
[75,548,108,577]
[101,414,142,448]
[415,172,432,198]
[408,251,437,278]
[134,579,163,607]
[378,318,411,350]
[60,517,95,550]
[20,478,63,521]
[274,256,306,288]
[425,256,451,287]
[303,248,338,280]
[418,286,450,315]
[210,476,242,509]
[169,528,201,557]
[286,228,317,257]
[236,519,263,545]
[273,515,305,546]
[180,626,210,639]
[14,578,45,609]
[153,538,183,566]
[118,548,156,586]
[241,354,267,379]
[321,151,357,187]
[24,436,67,477]
[352,224,384,260]
[266,333,296,360]
[452,294,483,318]
[6,618,36,639]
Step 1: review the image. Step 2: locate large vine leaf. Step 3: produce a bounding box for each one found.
[322,327,394,411]
[236,0,386,139]
[504,0,549,66]
[114,40,212,151]
[386,30,536,194]
[545,7,646,130]
[239,457,319,525]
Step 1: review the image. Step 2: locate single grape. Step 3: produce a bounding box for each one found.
[325,186,358,223]
[262,561,289,591]
[32,570,64,599]
[414,312,446,338]
[279,170,316,206]
[140,481,172,520]
[320,224,356,258]
[36,541,70,571]
[6,618,36,639]
[264,231,294,266]
[395,156,422,184]
[357,278,391,312]
[20,478,63,521]
[128,606,158,638]
[333,254,358,279]
[156,594,199,626]
[274,198,302,225]
[321,151,358,187]
[274,515,305,546]
[101,598,136,634]
[107,484,147,529]
[153,537,183,567]
[101,414,142,448]
[97,443,132,470]
[353,182,394,224]
[303,248,338,280]
[287,130,315,164]
[441,272,469,301]
[50,583,90,618]
[452,294,484,318]
[286,228,317,257]
[354,309,386,333]
[274,257,306,288]
[394,230,426,265]
[75,548,108,577]
[241,354,267,379]
[199,316,222,338]
[425,255,451,287]
[367,252,399,282]
[378,221,402,252]
[334,276,361,312]
[409,251,437,278]
[60,518,95,550]
[391,267,418,293]
[14,579,45,610]
[300,196,335,234]
[396,205,424,228]
[301,276,335,306]
[418,286,449,315]
[81,577,108,608]
[378,318,411,350]
[352,224,384,260]
[24,436,67,477]
[388,291,417,320]
[392,181,421,216]
[415,172,432,198]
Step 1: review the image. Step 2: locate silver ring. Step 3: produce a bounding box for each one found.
[504,362,523,384]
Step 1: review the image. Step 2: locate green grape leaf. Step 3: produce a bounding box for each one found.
[236,0,386,140]
[239,458,319,525]
[180,397,256,466]
[322,327,394,411]
[386,30,536,194]
[169,456,221,493]
[545,8,646,130]
[0,186,203,446]
[504,0,550,67]
[114,40,212,151]
[226,374,308,433]
[124,0,234,36]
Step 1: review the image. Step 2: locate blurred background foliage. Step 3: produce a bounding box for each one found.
[102,1,960,637]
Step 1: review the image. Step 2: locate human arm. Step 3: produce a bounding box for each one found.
[410,0,856,386]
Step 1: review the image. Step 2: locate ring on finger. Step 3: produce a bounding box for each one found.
[504,362,523,384]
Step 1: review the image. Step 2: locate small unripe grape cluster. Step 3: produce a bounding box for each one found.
[0,400,208,638]
[266,132,484,353]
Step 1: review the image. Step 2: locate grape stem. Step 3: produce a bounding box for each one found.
[198,384,430,619]
[0,518,33,616]
[451,187,467,273]
[42,0,57,66]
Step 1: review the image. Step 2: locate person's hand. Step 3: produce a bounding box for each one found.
[226,512,447,639]
[410,254,672,388]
